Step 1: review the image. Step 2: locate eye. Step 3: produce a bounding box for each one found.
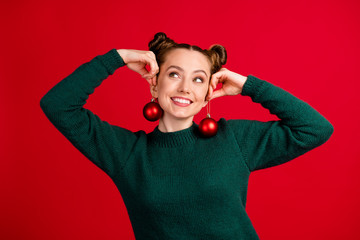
[194,77,204,83]
[169,72,179,78]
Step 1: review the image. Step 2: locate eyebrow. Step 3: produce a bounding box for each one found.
[166,65,208,78]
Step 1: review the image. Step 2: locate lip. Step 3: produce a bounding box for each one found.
[171,96,193,103]
[171,96,193,107]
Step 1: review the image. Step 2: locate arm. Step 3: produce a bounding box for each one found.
[228,75,334,171]
[40,49,139,179]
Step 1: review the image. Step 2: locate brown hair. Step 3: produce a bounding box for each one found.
[148,32,227,77]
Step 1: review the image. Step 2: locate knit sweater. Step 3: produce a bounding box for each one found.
[40,49,334,239]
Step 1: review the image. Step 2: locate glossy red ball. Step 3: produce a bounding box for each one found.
[199,117,218,137]
[143,102,163,121]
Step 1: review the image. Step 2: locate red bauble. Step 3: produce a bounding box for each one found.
[199,117,218,137]
[143,101,163,121]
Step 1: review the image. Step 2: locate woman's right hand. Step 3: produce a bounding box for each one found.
[117,49,159,86]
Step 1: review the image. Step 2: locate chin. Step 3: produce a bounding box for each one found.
[174,114,194,120]
[164,112,194,121]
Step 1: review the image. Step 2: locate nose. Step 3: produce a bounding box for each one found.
[178,78,191,94]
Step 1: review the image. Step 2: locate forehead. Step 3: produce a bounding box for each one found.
[162,48,211,74]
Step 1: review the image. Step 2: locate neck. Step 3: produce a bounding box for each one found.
[158,114,194,133]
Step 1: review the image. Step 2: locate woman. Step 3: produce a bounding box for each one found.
[40,32,334,239]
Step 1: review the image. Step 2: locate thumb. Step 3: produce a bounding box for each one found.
[210,88,226,100]
[138,68,150,77]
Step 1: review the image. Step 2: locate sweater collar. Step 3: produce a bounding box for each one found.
[148,122,200,147]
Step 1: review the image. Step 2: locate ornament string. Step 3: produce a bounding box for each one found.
[207,99,211,118]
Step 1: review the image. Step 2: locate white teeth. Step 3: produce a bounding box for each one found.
[172,98,191,104]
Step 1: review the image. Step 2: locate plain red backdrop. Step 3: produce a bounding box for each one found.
[1,0,359,239]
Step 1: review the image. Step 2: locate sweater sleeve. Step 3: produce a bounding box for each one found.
[228,75,334,172]
[40,49,140,179]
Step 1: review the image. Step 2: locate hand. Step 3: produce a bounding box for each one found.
[206,68,247,101]
[117,49,159,86]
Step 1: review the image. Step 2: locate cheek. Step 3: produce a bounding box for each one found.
[156,89,167,110]
[195,86,209,102]
[156,83,172,107]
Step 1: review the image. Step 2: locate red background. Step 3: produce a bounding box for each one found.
[1,0,359,239]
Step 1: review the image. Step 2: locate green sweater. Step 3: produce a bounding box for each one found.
[40,49,334,239]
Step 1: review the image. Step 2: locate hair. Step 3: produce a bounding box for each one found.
[148,32,227,77]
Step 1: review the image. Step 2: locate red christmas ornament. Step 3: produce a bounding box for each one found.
[199,113,218,137]
[143,98,163,121]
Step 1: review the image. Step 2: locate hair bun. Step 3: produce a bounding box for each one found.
[209,44,227,66]
[148,32,176,55]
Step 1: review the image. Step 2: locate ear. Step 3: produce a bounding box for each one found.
[150,76,159,98]
[202,83,211,107]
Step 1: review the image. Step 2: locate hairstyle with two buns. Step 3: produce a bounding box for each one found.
[148,32,227,77]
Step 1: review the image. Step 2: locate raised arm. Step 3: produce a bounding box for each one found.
[40,48,159,178]
[208,69,334,172]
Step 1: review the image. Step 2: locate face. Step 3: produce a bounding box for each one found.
[151,48,211,123]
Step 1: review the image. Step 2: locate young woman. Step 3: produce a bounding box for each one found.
[40,32,334,239]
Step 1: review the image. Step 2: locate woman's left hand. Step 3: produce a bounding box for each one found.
[206,68,248,101]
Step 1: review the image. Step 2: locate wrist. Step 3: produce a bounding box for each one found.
[238,75,248,94]
[116,49,127,64]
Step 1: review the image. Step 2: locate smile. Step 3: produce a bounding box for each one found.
[171,97,192,106]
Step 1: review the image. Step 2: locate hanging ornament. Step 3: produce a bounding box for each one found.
[199,100,218,137]
[143,98,163,121]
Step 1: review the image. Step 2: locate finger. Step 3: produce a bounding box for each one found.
[216,72,227,86]
[143,66,158,80]
[151,76,157,86]
[211,72,223,90]
[211,88,226,100]
[213,79,219,90]
[144,77,152,85]
[145,75,156,86]
[147,54,159,76]
[209,74,217,90]
[143,70,156,79]
[209,75,216,91]
[139,68,150,78]
[145,76,151,84]
[208,73,220,100]
[139,55,156,78]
